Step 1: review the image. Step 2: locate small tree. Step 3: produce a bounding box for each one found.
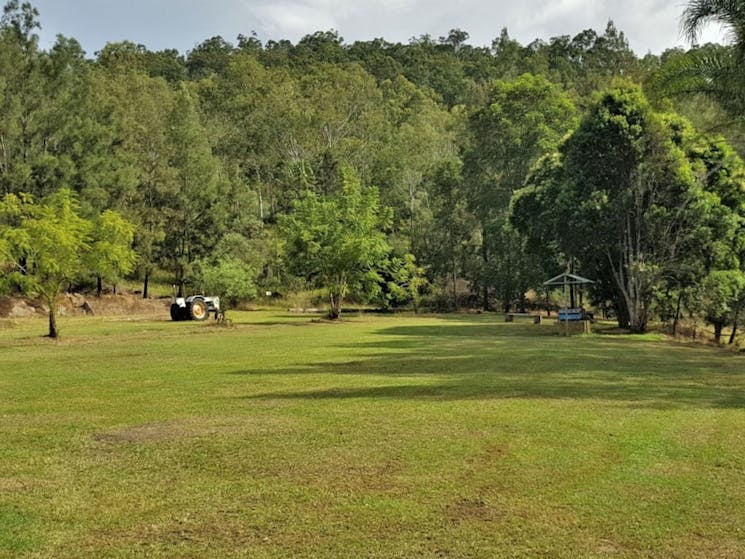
[377,253,428,312]
[281,168,391,319]
[86,210,137,296]
[700,270,745,344]
[0,189,134,337]
[200,258,257,308]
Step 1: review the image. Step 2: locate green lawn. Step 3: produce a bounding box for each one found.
[1,311,744,558]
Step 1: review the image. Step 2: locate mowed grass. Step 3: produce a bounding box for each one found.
[1,312,745,558]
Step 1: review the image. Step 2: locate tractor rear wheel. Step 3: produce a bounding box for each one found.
[189,298,209,321]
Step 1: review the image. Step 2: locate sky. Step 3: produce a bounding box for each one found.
[29,0,728,57]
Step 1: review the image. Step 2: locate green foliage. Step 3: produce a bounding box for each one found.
[162,84,226,290]
[376,252,428,311]
[281,168,391,318]
[464,74,577,310]
[0,189,90,295]
[85,210,137,292]
[650,1,745,118]
[0,189,136,336]
[2,1,745,329]
[512,85,745,332]
[199,258,257,307]
[417,160,478,311]
[700,269,745,341]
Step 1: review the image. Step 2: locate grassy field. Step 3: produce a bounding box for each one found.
[1,311,744,558]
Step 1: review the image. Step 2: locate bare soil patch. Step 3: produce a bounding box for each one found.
[0,293,168,319]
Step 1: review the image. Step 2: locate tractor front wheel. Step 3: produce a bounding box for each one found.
[170,303,184,321]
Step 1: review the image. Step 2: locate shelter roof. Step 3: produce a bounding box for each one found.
[543,272,594,286]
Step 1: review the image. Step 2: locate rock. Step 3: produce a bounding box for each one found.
[9,300,38,318]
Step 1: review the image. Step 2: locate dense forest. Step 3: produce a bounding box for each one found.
[2,0,745,337]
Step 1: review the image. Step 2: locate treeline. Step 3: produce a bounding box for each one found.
[2,0,745,337]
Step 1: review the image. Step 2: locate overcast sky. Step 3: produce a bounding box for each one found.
[30,0,728,57]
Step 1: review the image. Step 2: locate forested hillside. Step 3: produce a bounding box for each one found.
[2,0,745,336]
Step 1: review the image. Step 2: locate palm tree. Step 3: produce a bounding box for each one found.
[681,0,745,55]
[650,1,745,117]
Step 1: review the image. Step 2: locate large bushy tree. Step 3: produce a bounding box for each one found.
[512,85,743,332]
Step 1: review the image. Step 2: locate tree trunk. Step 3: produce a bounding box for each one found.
[729,305,740,345]
[451,260,458,311]
[328,278,346,319]
[47,300,58,339]
[143,272,149,299]
[481,235,490,311]
[97,276,102,297]
[615,301,630,330]
[672,292,683,337]
[329,292,341,319]
[714,322,724,344]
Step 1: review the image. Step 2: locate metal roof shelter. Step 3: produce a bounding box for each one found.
[543,272,595,335]
[543,272,594,288]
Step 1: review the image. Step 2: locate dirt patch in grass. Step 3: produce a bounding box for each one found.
[75,515,266,558]
[91,421,188,444]
[445,497,499,524]
[91,416,297,446]
[0,478,44,494]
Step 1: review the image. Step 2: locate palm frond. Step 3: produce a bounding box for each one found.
[682,0,745,43]
[649,46,745,115]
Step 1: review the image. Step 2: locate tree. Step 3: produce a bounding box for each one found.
[376,75,458,244]
[419,160,478,310]
[86,209,137,296]
[463,74,577,310]
[700,269,745,343]
[376,252,428,312]
[97,68,176,298]
[200,259,257,308]
[512,86,743,332]
[186,36,234,79]
[0,189,132,338]
[193,231,260,308]
[0,1,47,198]
[682,0,745,56]
[162,84,226,294]
[281,168,391,319]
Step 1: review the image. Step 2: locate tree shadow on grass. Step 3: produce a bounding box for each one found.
[232,321,745,410]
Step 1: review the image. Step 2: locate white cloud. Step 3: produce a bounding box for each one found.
[31,0,723,55]
[250,2,338,38]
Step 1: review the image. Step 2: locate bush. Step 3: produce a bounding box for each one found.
[200,258,257,308]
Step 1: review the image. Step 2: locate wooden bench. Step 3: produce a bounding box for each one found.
[505,313,542,324]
